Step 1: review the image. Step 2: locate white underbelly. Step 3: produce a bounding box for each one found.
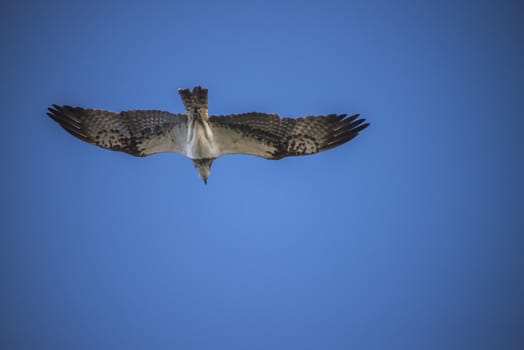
[185,121,218,159]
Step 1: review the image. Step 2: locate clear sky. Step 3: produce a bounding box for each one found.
[1,0,523,349]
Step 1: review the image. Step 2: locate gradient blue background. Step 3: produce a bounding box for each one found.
[1,0,523,349]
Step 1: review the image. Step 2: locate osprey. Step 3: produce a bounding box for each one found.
[48,86,369,183]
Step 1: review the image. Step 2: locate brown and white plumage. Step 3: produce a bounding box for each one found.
[48,86,369,183]
[47,106,188,156]
[209,112,367,159]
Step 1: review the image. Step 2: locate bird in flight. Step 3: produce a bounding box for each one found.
[48,86,369,184]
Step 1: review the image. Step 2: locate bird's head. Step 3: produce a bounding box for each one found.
[192,158,215,184]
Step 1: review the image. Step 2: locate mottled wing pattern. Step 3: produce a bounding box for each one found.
[47,105,188,156]
[209,113,369,159]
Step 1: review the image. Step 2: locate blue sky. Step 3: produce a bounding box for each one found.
[1,0,523,349]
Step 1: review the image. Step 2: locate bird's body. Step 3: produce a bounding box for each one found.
[48,86,369,183]
[179,87,218,159]
[186,120,218,159]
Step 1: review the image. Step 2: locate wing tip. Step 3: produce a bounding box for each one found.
[354,122,370,133]
[46,104,89,139]
[317,114,369,152]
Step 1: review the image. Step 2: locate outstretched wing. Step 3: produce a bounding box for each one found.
[209,113,369,159]
[47,105,188,157]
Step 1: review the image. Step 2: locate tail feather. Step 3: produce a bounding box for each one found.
[178,86,208,120]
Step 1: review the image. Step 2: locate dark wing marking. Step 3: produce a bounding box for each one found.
[209,113,369,159]
[47,105,188,156]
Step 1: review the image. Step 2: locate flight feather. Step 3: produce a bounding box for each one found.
[210,113,368,159]
[47,105,188,156]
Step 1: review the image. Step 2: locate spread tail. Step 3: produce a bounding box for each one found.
[178,86,208,120]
